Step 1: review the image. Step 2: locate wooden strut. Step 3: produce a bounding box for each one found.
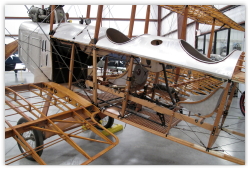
[5,40,18,60]
[5,120,47,165]
[165,111,175,135]
[144,5,150,34]
[92,5,103,105]
[157,6,161,36]
[175,5,188,83]
[180,5,189,40]
[220,82,237,127]
[207,81,231,149]
[5,99,34,121]
[151,72,159,100]
[68,43,75,90]
[93,48,98,104]
[103,109,245,165]
[121,57,134,117]
[29,85,69,112]
[5,87,41,119]
[21,95,92,160]
[41,95,52,116]
[195,21,199,48]
[86,5,91,18]
[5,107,83,139]
[49,5,55,35]
[5,82,119,165]
[207,18,216,58]
[128,5,136,38]
[86,80,214,131]
[93,5,103,44]
[5,128,87,165]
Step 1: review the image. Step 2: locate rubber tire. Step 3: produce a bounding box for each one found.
[17,117,44,161]
[240,91,245,116]
[95,115,114,130]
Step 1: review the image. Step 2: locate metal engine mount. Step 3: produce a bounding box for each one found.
[28,5,65,23]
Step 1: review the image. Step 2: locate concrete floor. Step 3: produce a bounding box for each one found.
[4,70,246,165]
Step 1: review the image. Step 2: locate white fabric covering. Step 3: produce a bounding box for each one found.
[179,82,227,116]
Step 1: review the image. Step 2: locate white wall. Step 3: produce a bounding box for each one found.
[5,5,40,17]
[161,12,177,36]
[186,23,195,47]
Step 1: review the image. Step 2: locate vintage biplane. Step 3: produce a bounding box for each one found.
[5,5,245,165]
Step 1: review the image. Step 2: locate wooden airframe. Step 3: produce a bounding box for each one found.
[5,5,245,165]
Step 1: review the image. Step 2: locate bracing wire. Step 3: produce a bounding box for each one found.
[17,5,94,103]
[77,5,83,18]
[6,4,245,159]
[106,5,121,32]
[5,28,51,82]
[150,5,158,33]
[122,5,145,34]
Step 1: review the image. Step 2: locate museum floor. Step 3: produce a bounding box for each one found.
[4,70,246,165]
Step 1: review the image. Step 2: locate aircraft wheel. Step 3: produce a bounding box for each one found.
[240,91,245,116]
[17,117,44,161]
[95,115,114,130]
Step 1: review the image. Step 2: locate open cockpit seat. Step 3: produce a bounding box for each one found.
[177,82,227,118]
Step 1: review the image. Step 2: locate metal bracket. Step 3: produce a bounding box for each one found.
[126,76,132,81]
[211,126,217,136]
[223,110,228,116]
[49,30,55,35]
[157,112,166,126]
[91,45,97,50]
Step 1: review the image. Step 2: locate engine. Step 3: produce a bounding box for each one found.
[28,5,65,23]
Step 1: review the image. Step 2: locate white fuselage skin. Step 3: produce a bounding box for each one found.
[18,21,242,83]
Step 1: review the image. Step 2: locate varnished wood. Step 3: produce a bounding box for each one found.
[41,95,52,117]
[93,5,103,44]
[5,40,18,59]
[106,70,128,80]
[86,80,214,131]
[207,81,230,149]
[44,82,94,108]
[220,83,236,127]
[175,6,188,82]
[5,83,118,165]
[195,21,199,48]
[5,82,43,93]
[160,5,245,32]
[5,121,46,164]
[68,44,75,89]
[232,71,245,83]
[128,5,136,38]
[180,5,188,40]
[104,108,244,165]
[207,18,216,58]
[5,88,41,119]
[144,5,150,34]
[93,48,98,104]
[86,5,91,18]
[121,57,134,116]
[222,128,245,137]
[49,5,55,32]
[81,111,119,165]
[5,100,33,122]
[151,72,159,99]
[157,6,161,36]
